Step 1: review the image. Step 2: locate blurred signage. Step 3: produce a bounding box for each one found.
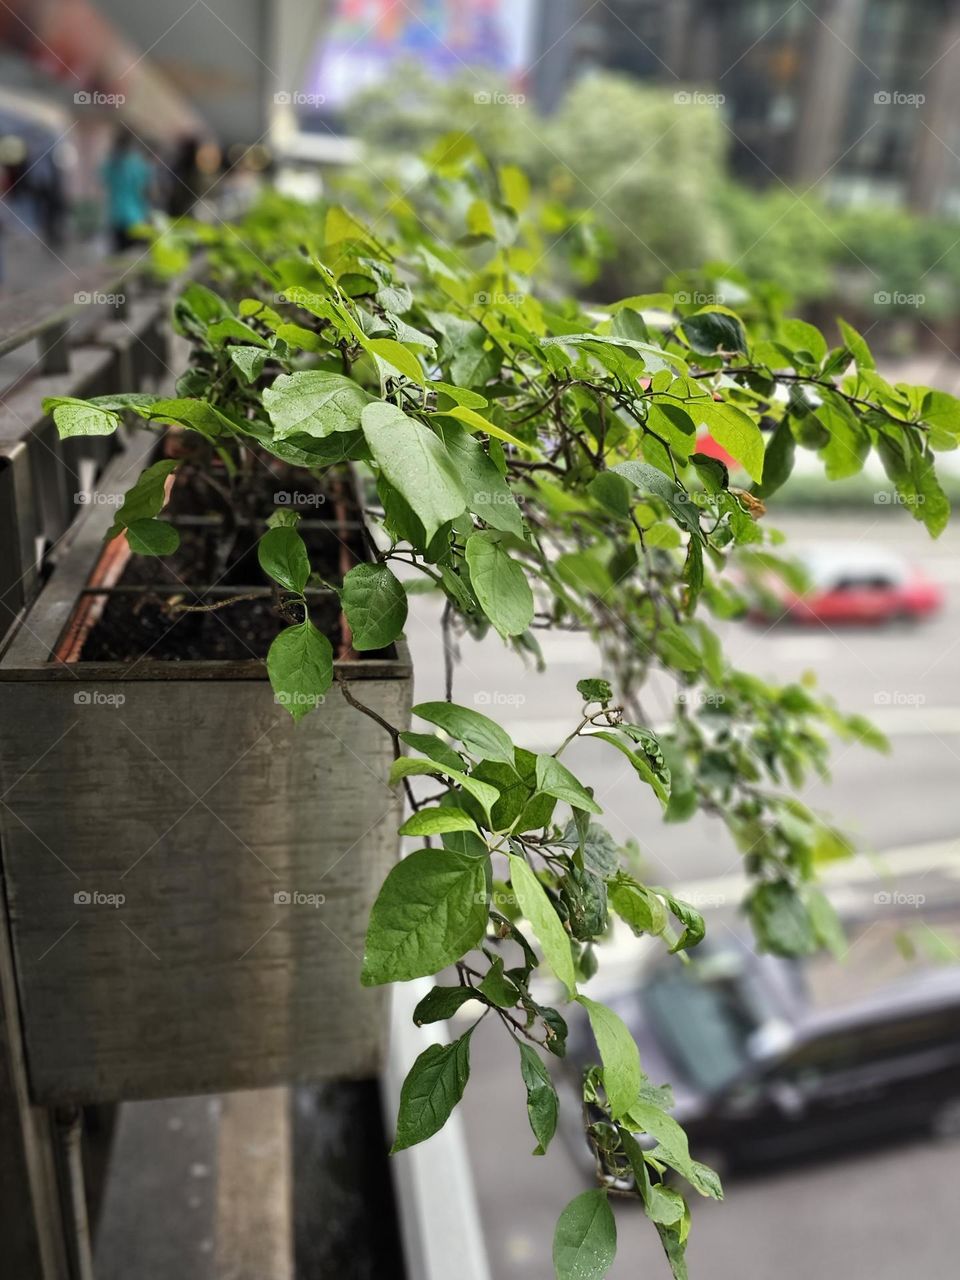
[306,0,537,109]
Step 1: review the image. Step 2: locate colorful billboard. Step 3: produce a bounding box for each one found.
[306,0,537,110]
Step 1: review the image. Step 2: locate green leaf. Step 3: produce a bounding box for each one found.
[508,854,577,999]
[389,757,500,822]
[745,880,817,956]
[108,459,179,539]
[624,1102,722,1200]
[45,396,121,438]
[391,1031,473,1152]
[577,678,613,704]
[361,401,467,543]
[413,985,481,1026]
[258,527,310,594]
[680,309,747,356]
[125,518,180,557]
[361,847,489,985]
[263,371,374,440]
[518,1043,559,1155]
[608,877,668,938]
[398,807,480,838]
[341,562,408,650]
[266,620,333,721]
[478,955,520,1007]
[696,401,765,483]
[229,344,269,383]
[655,888,706,953]
[755,417,795,499]
[398,731,464,772]
[412,700,516,766]
[535,754,601,815]
[585,730,670,807]
[576,995,642,1120]
[552,1189,617,1280]
[465,533,534,638]
[433,420,525,534]
[838,318,875,370]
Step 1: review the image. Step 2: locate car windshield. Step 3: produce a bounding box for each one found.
[642,953,774,1092]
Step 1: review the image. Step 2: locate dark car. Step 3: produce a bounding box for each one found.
[559,901,960,1175]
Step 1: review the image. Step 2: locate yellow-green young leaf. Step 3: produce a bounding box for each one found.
[125,518,179,558]
[398,808,480,838]
[361,848,489,985]
[391,1030,473,1152]
[44,396,121,439]
[499,164,531,214]
[435,404,538,453]
[365,337,426,385]
[267,620,333,721]
[508,854,577,999]
[325,203,378,248]
[576,995,642,1120]
[696,401,765,483]
[553,1189,617,1280]
[466,199,496,239]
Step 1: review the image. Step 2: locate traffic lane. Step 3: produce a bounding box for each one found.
[458,1023,958,1280]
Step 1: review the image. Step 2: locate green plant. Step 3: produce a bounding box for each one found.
[45,139,957,1279]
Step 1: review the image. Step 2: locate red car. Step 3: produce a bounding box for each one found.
[757,546,943,625]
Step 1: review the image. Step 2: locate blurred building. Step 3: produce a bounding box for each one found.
[533,0,960,214]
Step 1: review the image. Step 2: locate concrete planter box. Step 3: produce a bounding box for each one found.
[0,438,411,1105]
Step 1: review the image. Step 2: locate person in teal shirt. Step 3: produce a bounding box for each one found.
[101,129,152,253]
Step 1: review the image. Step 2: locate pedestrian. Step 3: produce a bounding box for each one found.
[100,128,152,253]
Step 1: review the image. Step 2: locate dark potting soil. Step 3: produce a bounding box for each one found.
[75,457,364,663]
